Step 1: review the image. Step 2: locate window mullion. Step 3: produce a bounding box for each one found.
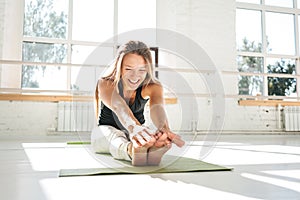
[294,14,299,57]
[297,58,300,97]
[18,0,26,88]
[113,0,118,56]
[67,0,73,91]
[294,0,300,98]
[261,3,268,96]
[67,0,73,59]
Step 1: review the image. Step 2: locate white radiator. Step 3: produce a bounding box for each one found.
[57,102,95,132]
[284,106,300,132]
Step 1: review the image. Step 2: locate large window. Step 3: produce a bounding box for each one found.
[2,0,156,93]
[236,0,300,98]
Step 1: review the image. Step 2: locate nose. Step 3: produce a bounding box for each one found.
[131,69,139,77]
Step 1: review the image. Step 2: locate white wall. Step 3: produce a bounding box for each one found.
[0,0,287,135]
[0,101,58,135]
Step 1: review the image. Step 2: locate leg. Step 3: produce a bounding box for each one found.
[147,132,172,166]
[91,126,110,153]
[91,126,131,161]
[129,134,156,166]
[147,145,171,166]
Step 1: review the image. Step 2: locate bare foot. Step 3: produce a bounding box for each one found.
[131,144,148,166]
[147,144,171,166]
[130,137,156,166]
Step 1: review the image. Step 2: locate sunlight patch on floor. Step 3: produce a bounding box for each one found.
[241,173,300,193]
[22,143,66,148]
[262,170,300,180]
[40,175,259,200]
[184,145,300,166]
[23,143,102,171]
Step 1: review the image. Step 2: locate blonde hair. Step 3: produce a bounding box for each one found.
[95,40,158,118]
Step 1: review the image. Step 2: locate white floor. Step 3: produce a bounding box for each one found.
[0,133,300,200]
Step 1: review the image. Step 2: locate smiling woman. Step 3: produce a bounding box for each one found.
[92,40,185,166]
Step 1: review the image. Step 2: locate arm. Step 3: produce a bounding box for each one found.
[148,84,169,130]
[148,84,185,147]
[97,79,154,146]
[98,79,139,126]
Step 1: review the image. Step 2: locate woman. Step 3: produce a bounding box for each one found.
[92,40,184,166]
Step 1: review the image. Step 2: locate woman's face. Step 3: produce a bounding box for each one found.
[121,53,148,91]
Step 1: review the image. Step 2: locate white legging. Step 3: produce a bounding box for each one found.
[91,125,131,161]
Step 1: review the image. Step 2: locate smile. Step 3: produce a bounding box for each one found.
[128,79,140,84]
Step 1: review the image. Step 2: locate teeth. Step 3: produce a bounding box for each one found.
[129,79,139,84]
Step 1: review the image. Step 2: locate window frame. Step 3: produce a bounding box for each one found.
[236,1,300,100]
[0,0,158,96]
[21,0,116,93]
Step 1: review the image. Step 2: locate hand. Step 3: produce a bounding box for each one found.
[153,131,172,148]
[128,125,156,148]
[156,128,185,148]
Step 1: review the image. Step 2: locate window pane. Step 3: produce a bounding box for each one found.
[71,45,113,65]
[237,0,261,4]
[266,12,295,55]
[236,9,262,52]
[22,65,67,90]
[267,59,296,96]
[298,0,300,8]
[72,0,114,42]
[267,58,295,74]
[268,77,296,96]
[71,67,81,91]
[71,66,98,92]
[23,0,68,39]
[237,56,263,73]
[265,0,294,8]
[238,75,263,95]
[22,42,67,63]
[118,0,156,34]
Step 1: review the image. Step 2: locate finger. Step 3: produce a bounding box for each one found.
[166,131,179,140]
[158,132,168,141]
[132,134,144,146]
[132,139,140,148]
[155,131,162,138]
[140,131,152,142]
[135,134,146,145]
[165,138,172,145]
[172,137,185,147]
[142,128,157,143]
[164,131,185,147]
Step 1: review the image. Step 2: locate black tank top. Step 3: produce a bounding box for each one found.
[98,81,149,131]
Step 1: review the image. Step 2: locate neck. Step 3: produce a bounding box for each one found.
[123,89,134,98]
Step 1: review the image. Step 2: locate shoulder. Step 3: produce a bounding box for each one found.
[98,78,115,88]
[97,78,117,94]
[142,82,163,98]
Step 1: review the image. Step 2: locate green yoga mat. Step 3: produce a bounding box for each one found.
[59,155,232,177]
[67,141,91,145]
